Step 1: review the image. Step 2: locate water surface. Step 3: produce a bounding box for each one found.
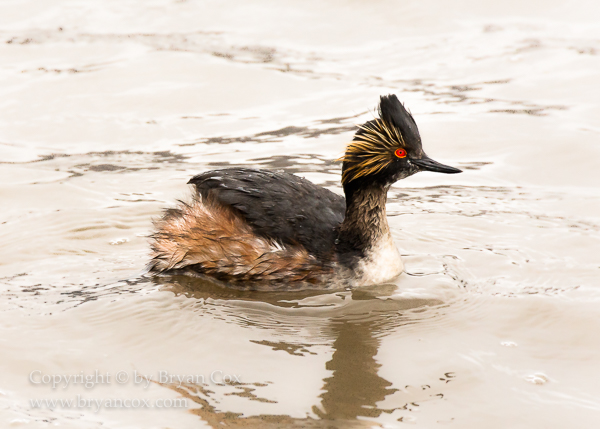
[1,1,600,427]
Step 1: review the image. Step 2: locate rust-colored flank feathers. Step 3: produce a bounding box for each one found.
[149,194,333,288]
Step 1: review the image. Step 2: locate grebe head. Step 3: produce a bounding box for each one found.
[341,94,461,189]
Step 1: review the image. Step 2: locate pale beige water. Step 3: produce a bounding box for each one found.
[1,1,600,428]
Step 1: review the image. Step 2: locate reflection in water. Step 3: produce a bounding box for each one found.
[315,318,397,420]
[160,278,449,427]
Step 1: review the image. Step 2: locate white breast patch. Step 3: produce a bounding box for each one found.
[356,234,404,286]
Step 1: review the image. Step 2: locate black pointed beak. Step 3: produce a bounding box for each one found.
[411,156,462,174]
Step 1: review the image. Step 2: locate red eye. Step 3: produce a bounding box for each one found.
[394,148,407,158]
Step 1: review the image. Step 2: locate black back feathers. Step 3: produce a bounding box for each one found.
[189,168,346,258]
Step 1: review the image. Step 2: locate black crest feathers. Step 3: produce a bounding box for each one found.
[378,94,421,148]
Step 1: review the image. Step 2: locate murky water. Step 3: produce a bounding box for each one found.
[1,1,600,427]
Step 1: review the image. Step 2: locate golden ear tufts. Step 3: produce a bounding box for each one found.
[340,118,406,184]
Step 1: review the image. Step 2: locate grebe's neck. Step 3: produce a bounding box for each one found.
[336,183,391,258]
[336,181,403,284]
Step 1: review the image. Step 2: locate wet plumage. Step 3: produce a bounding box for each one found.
[149,95,461,290]
[189,169,345,258]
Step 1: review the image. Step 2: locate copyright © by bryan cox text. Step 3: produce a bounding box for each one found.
[28,370,243,413]
[29,370,242,389]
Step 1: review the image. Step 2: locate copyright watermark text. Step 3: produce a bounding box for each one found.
[29,370,241,389]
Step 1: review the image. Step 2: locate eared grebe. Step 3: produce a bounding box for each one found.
[149,95,461,290]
